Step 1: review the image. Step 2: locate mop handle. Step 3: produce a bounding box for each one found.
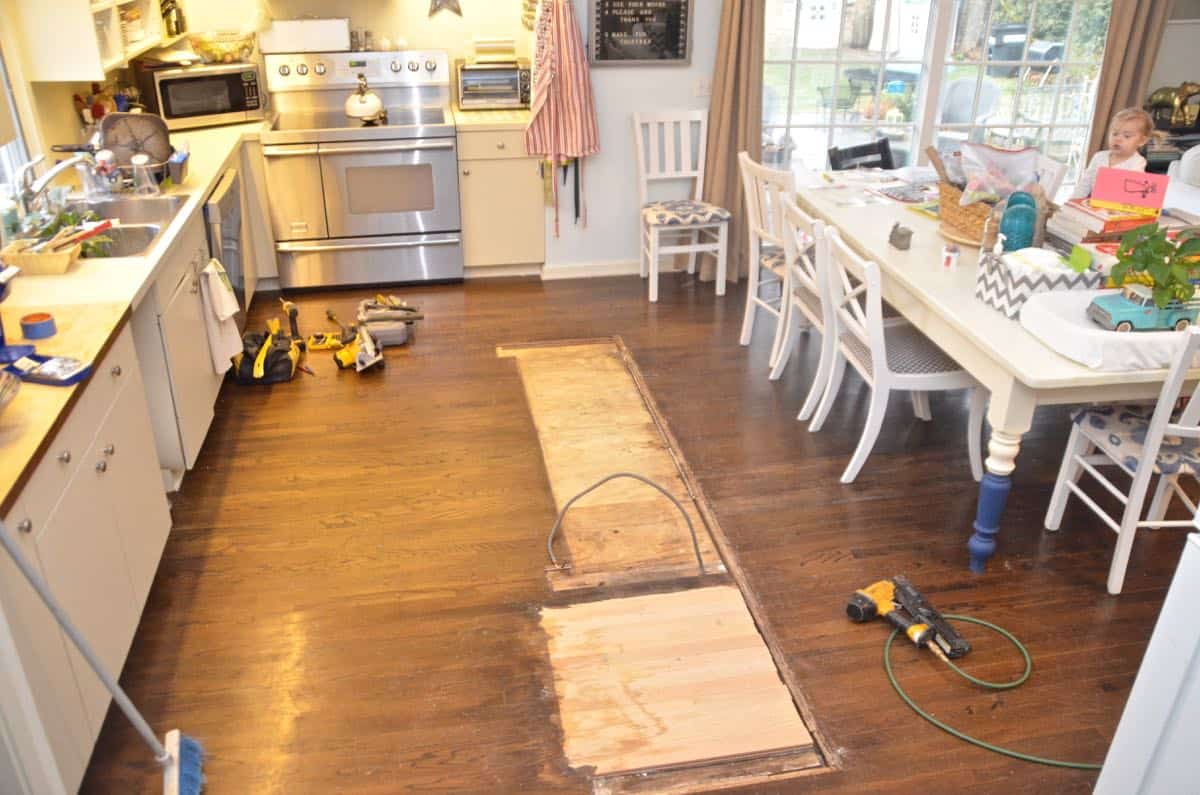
[0,522,170,764]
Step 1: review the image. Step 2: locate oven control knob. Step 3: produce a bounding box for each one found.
[425,60,437,72]
[296,64,309,76]
[314,62,327,75]
[408,61,420,72]
[390,60,401,73]
[278,65,290,76]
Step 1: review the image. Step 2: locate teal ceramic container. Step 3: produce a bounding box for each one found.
[1006,191,1036,210]
[1000,204,1037,251]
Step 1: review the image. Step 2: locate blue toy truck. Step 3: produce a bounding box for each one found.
[1088,284,1200,332]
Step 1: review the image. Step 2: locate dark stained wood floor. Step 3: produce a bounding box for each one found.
[81,273,1189,793]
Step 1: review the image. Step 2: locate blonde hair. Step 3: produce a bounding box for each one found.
[1111,107,1155,139]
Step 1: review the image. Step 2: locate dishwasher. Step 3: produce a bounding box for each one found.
[204,168,252,328]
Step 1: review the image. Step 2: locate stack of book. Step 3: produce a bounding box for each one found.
[1045,199,1158,250]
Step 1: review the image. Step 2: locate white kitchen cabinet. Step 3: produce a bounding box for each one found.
[0,322,171,793]
[241,139,277,284]
[457,130,546,269]
[33,438,139,740]
[12,0,169,81]
[132,209,225,484]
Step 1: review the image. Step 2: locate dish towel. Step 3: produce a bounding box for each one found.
[199,258,242,375]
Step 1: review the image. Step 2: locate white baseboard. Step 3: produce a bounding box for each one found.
[465,264,542,279]
[541,260,652,280]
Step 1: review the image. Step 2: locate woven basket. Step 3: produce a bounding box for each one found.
[939,181,998,246]
[0,241,81,275]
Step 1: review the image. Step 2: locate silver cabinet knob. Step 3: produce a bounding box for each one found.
[190,278,200,294]
[95,460,108,473]
[496,141,506,150]
[17,519,31,534]
[462,169,471,176]
[57,450,71,463]
[111,365,122,377]
[103,444,115,456]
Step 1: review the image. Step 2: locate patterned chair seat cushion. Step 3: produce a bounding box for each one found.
[760,245,786,276]
[642,199,732,227]
[1073,405,1200,476]
[840,322,963,376]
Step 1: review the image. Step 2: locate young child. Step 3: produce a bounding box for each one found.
[1071,107,1154,199]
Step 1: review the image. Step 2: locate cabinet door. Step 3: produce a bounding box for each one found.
[158,270,223,470]
[103,377,172,611]
[0,501,91,792]
[33,458,137,742]
[460,158,546,268]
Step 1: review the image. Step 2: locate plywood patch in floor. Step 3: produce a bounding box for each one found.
[541,586,820,785]
[497,341,725,590]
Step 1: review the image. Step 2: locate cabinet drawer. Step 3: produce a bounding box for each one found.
[16,323,138,535]
[458,130,528,161]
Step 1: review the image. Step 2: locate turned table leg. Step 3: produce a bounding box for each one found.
[968,381,1035,573]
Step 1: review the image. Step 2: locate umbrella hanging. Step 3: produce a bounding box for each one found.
[525,0,600,237]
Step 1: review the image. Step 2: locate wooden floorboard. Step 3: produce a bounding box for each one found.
[79,272,1187,793]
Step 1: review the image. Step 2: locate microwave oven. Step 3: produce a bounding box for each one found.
[455,59,531,110]
[135,62,266,130]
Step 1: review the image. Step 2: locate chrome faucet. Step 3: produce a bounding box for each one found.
[17,154,92,216]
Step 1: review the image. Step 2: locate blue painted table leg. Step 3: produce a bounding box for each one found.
[969,472,1011,573]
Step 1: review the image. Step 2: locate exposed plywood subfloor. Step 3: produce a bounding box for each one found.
[541,586,814,776]
[497,341,724,589]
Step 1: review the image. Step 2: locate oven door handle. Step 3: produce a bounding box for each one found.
[276,237,461,253]
[318,141,456,155]
[263,145,320,157]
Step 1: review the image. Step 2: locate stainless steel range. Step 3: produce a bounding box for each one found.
[262,50,463,288]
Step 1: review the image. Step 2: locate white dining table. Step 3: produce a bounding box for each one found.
[792,168,1199,572]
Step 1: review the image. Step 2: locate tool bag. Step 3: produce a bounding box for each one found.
[231,328,300,385]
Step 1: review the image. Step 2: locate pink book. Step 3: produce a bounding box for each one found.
[1091,166,1168,216]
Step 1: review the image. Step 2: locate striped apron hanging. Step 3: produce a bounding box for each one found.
[524,0,600,237]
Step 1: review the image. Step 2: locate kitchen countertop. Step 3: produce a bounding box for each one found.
[0,302,130,514]
[0,118,270,512]
[452,107,531,132]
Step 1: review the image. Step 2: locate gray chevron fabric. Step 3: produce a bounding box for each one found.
[975,254,1104,319]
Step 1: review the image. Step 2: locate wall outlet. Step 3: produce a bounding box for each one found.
[693,78,712,98]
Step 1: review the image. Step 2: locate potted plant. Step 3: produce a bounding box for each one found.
[1110,225,1200,309]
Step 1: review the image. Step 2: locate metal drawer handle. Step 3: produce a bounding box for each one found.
[104,444,115,456]
[17,519,31,534]
[320,141,455,155]
[58,450,71,463]
[111,365,122,377]
[95,460,108,473]
[277,237,460,254]
[264,146,320,157]
[190,278,200,294]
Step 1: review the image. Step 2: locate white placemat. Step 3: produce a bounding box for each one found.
[1020,289,1197,371]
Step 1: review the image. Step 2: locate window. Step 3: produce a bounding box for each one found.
[0,45,29,188]
[936,0,1112,191]
[764,0,933,170]
[764,0,1112,195]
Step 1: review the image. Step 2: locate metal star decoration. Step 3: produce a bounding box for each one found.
[430,0,462,17]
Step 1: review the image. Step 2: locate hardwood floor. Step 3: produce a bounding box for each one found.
[80,273,1188,793]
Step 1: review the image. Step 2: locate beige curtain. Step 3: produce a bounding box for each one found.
[701,0,764,284]
[1087,1,1171,157]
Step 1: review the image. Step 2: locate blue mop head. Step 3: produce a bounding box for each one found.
[164,729,206,795]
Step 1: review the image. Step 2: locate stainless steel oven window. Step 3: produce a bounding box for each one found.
[345,164,436,215]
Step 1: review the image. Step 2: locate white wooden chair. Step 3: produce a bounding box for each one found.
[737,152,796,369]
[633,111,729,303]
[1044,327,1200,594]
[1167,146,1200,187]
[769,196,839,424]
[812,227,986,483]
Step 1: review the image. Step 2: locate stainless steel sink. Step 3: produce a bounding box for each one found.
[66,194,188,225]
[80,225,162,259]
[67,194,188,259]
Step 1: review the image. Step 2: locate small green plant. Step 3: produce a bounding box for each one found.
[1111,224,1200,309]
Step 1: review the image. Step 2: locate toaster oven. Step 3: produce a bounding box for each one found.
[456,59,531,110]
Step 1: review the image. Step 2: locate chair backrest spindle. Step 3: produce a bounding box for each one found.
[633,111,710,206]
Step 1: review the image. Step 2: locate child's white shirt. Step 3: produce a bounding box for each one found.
[1071,149,1148,199]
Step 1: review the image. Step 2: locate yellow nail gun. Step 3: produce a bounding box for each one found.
[847,575,971,661]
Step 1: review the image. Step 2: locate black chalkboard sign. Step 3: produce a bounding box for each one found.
[589,0,693,66]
